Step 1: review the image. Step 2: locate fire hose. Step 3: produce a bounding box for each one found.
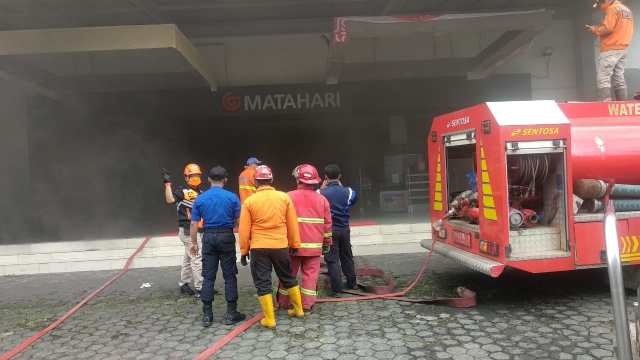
[0,235,153,360]
[193,238,476,360]
[2,235,475,360]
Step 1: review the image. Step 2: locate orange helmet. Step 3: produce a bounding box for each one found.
[184,164,202,177]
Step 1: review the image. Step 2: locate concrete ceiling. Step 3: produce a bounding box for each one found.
[0,0,586,38]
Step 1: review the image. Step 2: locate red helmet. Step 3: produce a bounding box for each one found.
[254,165,274,180]
[296,164,321,184]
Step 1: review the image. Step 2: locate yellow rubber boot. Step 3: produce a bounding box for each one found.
[258,294,276,328]
[286,286,305,317]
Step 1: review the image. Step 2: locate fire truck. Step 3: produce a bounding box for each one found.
[423,100,640,286]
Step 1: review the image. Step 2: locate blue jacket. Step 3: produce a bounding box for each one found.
[318,182,357,231]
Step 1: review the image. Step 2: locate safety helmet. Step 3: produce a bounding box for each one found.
[296,164,321,185]
[184,164,202,177]
[292,165,302,179]
[254,165,274,180]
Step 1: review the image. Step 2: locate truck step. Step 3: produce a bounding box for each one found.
[509,249,571,261]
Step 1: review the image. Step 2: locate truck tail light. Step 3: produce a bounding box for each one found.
[431,131,437,143]
[437,229,447,240]
[479,240,499,257]
[481,120,491,134]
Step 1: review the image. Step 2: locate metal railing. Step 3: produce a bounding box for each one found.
[604,201,633,359]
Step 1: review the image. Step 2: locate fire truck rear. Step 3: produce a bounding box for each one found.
[422,100,640,285]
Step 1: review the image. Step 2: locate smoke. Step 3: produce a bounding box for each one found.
[0,85,433,245]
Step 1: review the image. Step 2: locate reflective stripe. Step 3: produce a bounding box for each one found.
[278,288,288,295]
[297,217,324,224]
[324,232,333,237]
[300,288,318,296]
[300,243,323,249]
[239,185,256,191]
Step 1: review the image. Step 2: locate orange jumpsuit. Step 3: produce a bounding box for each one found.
[238,167,257,204]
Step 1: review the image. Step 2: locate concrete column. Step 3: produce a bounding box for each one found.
[0,82,30,243]
[573,11,598,102]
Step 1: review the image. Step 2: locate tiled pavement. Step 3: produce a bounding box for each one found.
[0,252,628,359]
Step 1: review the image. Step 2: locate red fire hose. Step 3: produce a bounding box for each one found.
[193,238,476,360]
[0,235,153,360]
[2,234,475,360]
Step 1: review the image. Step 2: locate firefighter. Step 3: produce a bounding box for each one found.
[188,166,246,327]
[318,164,358,298]
[238,165,303,328]
[162,164,205,298]
[276,165,332,314]
[238,157,262,204]
[588,0,633,101]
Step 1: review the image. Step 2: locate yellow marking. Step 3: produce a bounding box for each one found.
[480,148,485,159]
[621,252,640,258]
[482,172,490,183]
[436,173,441,182]
[620,104,628,115]
[435,183,442,191]
[511,129,522,136]
[481,160,487,171]
[480,139,483,145]
[483,208,497,221]
[622,256,640,262]
[434,202,443,211]
[437,164,441,172]
[482,184,492,195]
[483,196,495,208]
[623,237,630,253]
[633,236,639,253]
[434,193,442,201]
[437,154,441,162]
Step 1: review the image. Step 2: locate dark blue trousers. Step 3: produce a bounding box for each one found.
[324,229,357,294]
[201,231,238,305]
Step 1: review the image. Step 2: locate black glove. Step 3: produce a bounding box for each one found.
[290,248,299,257]
[162,168,171,184]
[241,254,249,266]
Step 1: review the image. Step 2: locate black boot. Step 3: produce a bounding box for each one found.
[180,283,195,296]
[225,302,246,325]
[202,305,213,327]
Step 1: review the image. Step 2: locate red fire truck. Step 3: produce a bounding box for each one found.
[423,100,640,285]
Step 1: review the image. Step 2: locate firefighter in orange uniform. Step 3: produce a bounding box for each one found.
[588,0,634,101]
[276,165,332,314]
[162,164,205,298]
[238,165,303,328]
[238,157,261,204]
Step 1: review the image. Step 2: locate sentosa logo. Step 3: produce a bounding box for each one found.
[222,93,241,112]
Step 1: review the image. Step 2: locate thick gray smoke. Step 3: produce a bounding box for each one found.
[0,80,440,245]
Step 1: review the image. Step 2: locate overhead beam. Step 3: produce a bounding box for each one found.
[343,9,553,38]
[0,24,217,90]
[325,10,553,84]
[467,25,549,79]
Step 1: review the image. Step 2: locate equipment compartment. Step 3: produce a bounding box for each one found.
[506,149,570,260]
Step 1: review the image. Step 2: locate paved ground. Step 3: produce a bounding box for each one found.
[0,252,631,360]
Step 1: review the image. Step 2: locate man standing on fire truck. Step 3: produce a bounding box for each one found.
[588,0,634,101]
[238,165,303,328]
[238,157,261,204]
[162,164,204,298]
[276,165,332,314]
